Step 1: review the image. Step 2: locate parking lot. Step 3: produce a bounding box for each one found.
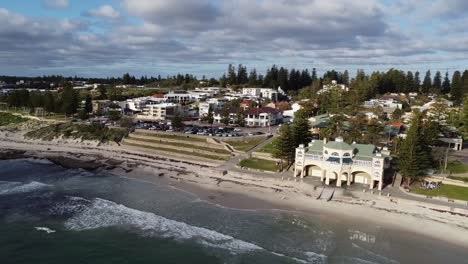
[135,121,273,137]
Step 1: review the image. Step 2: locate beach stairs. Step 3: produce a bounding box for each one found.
[316,187,335,202]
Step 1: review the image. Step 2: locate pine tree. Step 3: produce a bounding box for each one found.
[462,70,468,94]
[61,83,78,116]
[463,96,468,139]
[422,70,432,93]
[272,124,295,166]
[442,72,451,94]
[85,94,93,113]
[451,71,463,105]
[406,71,414,93]
[44,91,56,113]
[291,110,311,147]
[343,70,350,86]
[311,68,317,82]
[398,111,431,185]
[433,71,442,91]
[414,71,421,92]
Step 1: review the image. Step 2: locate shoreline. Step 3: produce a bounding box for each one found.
[1,138,468,249]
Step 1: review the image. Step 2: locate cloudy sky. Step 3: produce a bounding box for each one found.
[1,0,467,78]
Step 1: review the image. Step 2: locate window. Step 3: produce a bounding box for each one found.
[343,153,351,157]
[331,152,339,156]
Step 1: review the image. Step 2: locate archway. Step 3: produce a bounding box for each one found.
[304,165,323,178]
[352,171,372,185]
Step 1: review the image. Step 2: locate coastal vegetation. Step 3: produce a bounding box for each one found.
[239,158,280,172]
[25,123,128,143]
[413,184,468,202]
[0,112,27,126]
[132,131,206,143]
[259,141,275,154]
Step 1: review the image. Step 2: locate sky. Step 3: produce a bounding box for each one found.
[0,0,468,78]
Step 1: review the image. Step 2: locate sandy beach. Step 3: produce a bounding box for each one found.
[1,132,468,249]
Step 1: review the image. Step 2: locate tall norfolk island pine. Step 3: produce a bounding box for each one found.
[272,124,295,168]
[398,111,431,185]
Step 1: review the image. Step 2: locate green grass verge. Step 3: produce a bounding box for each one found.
[447,176,468,183]
[412,185,468,201]
[447,162,468,174]
[124,142,228,161]
[258,141,276,154]
[128,136,231,155]
[223,137,267,152]
[133,132,206,143]
[25,123,128,143]
[239,158,279,172]
[0,112,28,126]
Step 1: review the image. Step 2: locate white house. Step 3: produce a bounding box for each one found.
[242,88,278,101]
[164,91,195,103]
[282,103,303,122]
[244,107,283,127]
[199,99,226,118]
[137,103,180,121]
[317,80,349,95]
[294,138,391,190]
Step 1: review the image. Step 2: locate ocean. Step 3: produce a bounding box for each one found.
[0,159,466,264]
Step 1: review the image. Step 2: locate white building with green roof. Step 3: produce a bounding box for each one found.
[294,137,391,190]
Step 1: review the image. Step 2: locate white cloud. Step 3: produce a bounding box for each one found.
[86,5,121,19]
[42,0,70,9]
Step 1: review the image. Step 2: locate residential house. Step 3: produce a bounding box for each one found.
[244,107,282,127]
[317,80,349,95]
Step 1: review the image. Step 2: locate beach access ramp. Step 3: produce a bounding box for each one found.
[316,187,335,201]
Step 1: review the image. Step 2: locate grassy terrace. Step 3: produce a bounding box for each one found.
[448,176,468,183]
[125,142,229,161]
[223,137,267,152]
[239,158,279,172]
[133,132,206,143]
[127,136,231,155]
[447,162,468,174]
[412,185,468,201]
[0,112,28,126]
[258,141,275,154]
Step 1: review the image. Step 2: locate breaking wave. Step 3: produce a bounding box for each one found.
[64,198,263,254]
[0,181,50,195]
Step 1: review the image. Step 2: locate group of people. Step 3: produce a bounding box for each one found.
[421,181,442,190]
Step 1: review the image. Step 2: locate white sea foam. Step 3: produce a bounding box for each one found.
[351,243,399,264]
[0,181,50,195]
[304,252,328,264]
[24,158,54,165]
[64,198,264,254]
[34,227,56,234]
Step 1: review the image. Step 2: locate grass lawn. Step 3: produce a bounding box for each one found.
[133,132,206,143]
[448,176,468,183]
[124,142,228,161]
[258,141,275,154]
[446,162,468,174]
[239,158,279,172]
[128,136,231,155]
[412,184,468,201]
[223,137,267,152]
[0,112,28,126]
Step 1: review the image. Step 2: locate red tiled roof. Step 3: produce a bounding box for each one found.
[244,107,280,115]
[152,94,165,98]
[240,100,254,106]
[391,122,404,128]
